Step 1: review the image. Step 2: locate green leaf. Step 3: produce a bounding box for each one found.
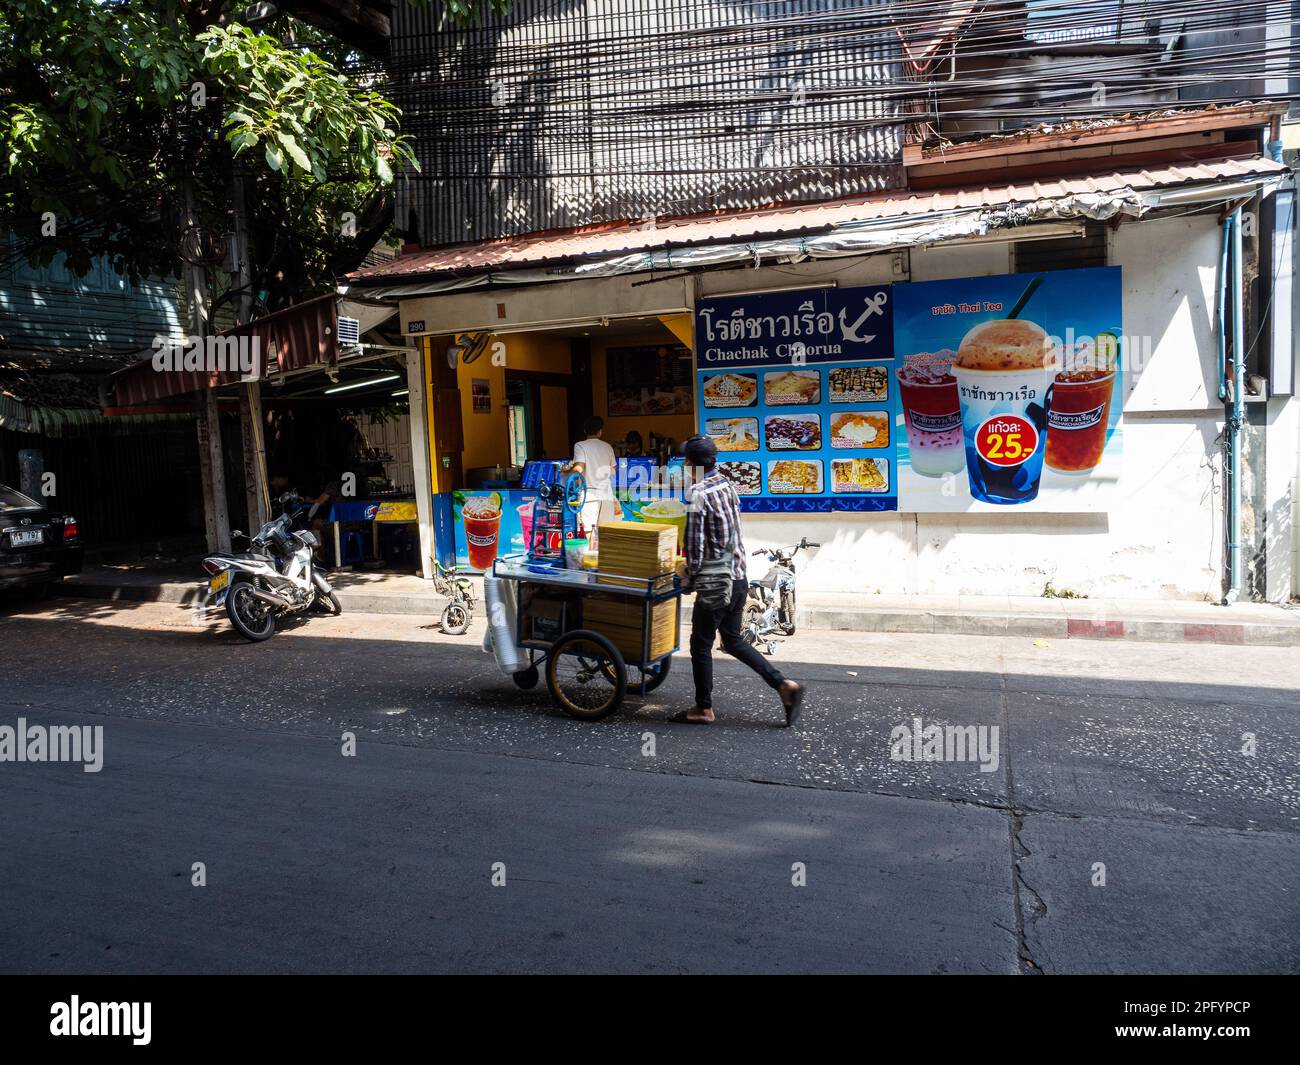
[265,144,282,171]
[275,132,312,172]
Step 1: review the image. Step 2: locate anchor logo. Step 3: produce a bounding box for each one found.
[838,291,889,344]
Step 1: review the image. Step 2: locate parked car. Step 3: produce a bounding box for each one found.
[0,483,84,598]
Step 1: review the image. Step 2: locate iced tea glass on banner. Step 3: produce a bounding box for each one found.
[463,494,503,570]
[952,319,1059,505]
[896,350,965,477]
[1045,334,1118,474]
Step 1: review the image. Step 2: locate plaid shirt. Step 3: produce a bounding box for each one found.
[685,471,747,581]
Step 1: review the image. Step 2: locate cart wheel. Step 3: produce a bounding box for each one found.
[546,629,625,720]
[512,664,539,689]
[603,653,672,694]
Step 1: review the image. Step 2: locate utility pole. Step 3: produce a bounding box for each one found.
[187,175,231,554]
[231,169,270,532]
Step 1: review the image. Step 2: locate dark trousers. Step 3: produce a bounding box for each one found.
[689,578,786,709]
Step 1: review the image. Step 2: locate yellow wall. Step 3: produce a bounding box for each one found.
[591,330,697,447]
[447,325,700,472]
[458,332,572,470]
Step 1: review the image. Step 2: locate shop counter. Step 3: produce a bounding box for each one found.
[321,497,419,569]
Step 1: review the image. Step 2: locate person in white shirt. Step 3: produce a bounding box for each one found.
[573,416,618,538]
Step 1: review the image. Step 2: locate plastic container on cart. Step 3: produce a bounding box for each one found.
[564,538,588,568]
[521,460,561,490]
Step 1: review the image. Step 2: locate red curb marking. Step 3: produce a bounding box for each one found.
[1067,618,1126,638]
[1184,623,1245,644]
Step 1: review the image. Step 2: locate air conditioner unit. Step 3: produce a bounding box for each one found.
[337,316,360,345]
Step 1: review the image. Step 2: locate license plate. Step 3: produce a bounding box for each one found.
[209,570,229,594]
[10,529,41,547]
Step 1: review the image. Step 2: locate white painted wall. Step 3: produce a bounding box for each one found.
[1262,394,1299,602]
[745,412,1226,600]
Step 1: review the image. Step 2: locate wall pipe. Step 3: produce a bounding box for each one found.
[1223,204,1246,606]
[1217,219,1230,403]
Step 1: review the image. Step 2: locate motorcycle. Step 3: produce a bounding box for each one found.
[741,537,819,655]
[201,497,341,641]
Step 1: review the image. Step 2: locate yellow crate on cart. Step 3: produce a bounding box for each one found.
[583,594,678,660]
[595,521,677,589]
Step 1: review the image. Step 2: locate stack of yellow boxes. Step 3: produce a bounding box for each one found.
[587,521,679,662]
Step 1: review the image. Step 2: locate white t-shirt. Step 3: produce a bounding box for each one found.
[574,437,616,501]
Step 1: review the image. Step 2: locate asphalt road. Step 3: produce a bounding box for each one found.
[1,595,1297,974]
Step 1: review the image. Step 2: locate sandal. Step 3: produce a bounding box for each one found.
[782,684,805,728]
[670,708,714,724]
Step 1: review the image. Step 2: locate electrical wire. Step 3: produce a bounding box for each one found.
[360,0,1300,239]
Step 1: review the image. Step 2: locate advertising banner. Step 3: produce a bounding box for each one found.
[692,267,1122,515]
[451,489,538,572]
[892,266,1122,512]
[694,285,897,512]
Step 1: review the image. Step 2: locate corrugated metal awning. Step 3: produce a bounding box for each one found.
[110,295,338,408]
[0,393,189,436]
[349,155,1290,295]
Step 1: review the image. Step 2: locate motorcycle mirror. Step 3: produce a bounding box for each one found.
[232,530,244,539]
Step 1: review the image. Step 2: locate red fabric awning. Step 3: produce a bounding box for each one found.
[110,294,339,408]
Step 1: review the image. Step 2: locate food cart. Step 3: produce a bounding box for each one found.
[490,552,681,720]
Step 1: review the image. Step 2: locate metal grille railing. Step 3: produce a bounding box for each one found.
[378,0,906,246]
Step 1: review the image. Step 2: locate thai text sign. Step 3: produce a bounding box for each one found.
[695,285,892,367]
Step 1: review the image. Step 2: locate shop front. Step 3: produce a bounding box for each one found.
[425,262,1128,578]
[108,294,436,580]
[424,317,698,572]
[348,136,1295,604]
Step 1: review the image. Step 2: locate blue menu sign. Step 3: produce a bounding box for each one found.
[694,284,892,368]
[695,284,898,513]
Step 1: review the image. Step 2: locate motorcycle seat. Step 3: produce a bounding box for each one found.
[211,550,275,563]
[749,574,777,590]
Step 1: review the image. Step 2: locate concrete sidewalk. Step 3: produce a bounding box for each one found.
[796,590,1300,646]
[49,561,1300,646]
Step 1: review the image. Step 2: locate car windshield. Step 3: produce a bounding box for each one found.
[0,484,40,511]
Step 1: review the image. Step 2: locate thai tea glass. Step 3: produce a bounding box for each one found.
[1045,369,1116,473]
